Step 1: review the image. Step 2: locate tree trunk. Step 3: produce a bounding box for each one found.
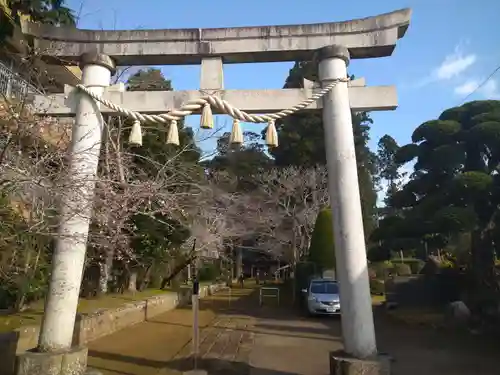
[98,249,114,294]
[98,262,108,295]
[467,227,500,320]
[235,248,242,278]
[161,255,196,289]
[139,263,154,291]
[128,271,138,292]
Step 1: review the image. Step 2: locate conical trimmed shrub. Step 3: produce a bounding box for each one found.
[308,209,336,273]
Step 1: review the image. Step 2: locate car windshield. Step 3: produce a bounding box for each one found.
[310,281,339,294]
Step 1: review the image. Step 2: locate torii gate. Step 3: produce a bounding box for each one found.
[18,8,411,375]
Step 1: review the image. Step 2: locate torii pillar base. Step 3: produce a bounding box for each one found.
[16,346,88,375]
[329,351,391,375]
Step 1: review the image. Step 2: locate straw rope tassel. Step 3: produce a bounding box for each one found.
[166,120,180,145]
[229,119,243,145]
[129,120,143,146]
[265,120,278,148]
[200,103,214,129]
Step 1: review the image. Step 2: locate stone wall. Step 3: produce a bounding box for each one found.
[0,283,227,375]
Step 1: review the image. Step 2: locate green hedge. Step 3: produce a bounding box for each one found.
[391,258,425,274]
[198,263,220,282]
[295,261,317,301]
[368,261,393,279]
[393,263,412,276]
[370,279,385,295]
[308,209,335,273]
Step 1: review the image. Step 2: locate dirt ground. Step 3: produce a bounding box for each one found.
[87,283,500,375]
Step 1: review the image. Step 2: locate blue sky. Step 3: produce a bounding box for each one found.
[67,0,500,159]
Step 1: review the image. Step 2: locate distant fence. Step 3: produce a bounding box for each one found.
[0,59,42,102]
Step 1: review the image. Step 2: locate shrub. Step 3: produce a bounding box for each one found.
[391,258,425,274]
[308,209,335,273]
[439,259,455,269]
[393,263,412,276]
[367,245,391,262]
[295,262,317,288]
[368,267,377,279]
[369,262,393,279]
[370,279,385,295]
[198,263,219,282]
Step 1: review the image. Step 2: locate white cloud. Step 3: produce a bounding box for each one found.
[454,80,479,95]
[454,78,500,99]
[434,52,476,81]
[482,80,500,98]
[414,45,477,88]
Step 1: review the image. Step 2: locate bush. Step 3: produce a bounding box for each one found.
[295,261,317,304]
[368,267,377,279]
[198,263,219,282]
[369,262,393,279]
[0,196,51,310]
[367,245,391,262]
[295,262,317,288]
[393,263,412,276]
[370,279,385,295]
[308,209,335,273]
[391,258,425,274]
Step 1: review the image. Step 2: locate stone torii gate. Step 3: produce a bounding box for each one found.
[18,8,411,375]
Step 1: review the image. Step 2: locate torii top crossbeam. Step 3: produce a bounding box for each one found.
[21,8,411,66]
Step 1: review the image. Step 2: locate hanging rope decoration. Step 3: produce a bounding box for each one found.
[76,77,349,148]
[229,119,243,145]
[128,120,143,146]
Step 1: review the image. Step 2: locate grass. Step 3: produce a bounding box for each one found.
[371,294,386,305]
[0,288,170,333]
[0,280,224,333]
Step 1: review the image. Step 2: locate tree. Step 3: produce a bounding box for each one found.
[264,62,378,240]
[0,102,67,310]
[376,135,404,210]
[372,100,500,305]
[126,68,172,92]
[205,131,272,192]
[90,68,205,293]
[308,209,335,272]
[7,0,76,26]
[125,68,201,171]
[254,166,329,262]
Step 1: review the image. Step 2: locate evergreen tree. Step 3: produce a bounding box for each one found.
[371,100,500,303]
[7,0,76,26]
[124,68,201,179]
[308,209,335,272]
[376,134,403,210]
[263,62,378,239]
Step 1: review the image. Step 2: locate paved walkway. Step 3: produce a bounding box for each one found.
[87,285,500,375]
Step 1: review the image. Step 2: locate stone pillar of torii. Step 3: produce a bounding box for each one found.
[17,8,411,375]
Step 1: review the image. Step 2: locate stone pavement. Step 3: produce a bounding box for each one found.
[87,286,341,375]
[87,284,500,375]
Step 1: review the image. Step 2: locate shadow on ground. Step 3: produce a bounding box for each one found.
[164,356,300,375]
[176,282,304,321]
[87,281,500,375]
[88,350,301,375]
[195,282,500,375]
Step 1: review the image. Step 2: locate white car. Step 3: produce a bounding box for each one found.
[302,278,341,315]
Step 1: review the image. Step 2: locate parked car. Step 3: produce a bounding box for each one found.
[302,278,340,316]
